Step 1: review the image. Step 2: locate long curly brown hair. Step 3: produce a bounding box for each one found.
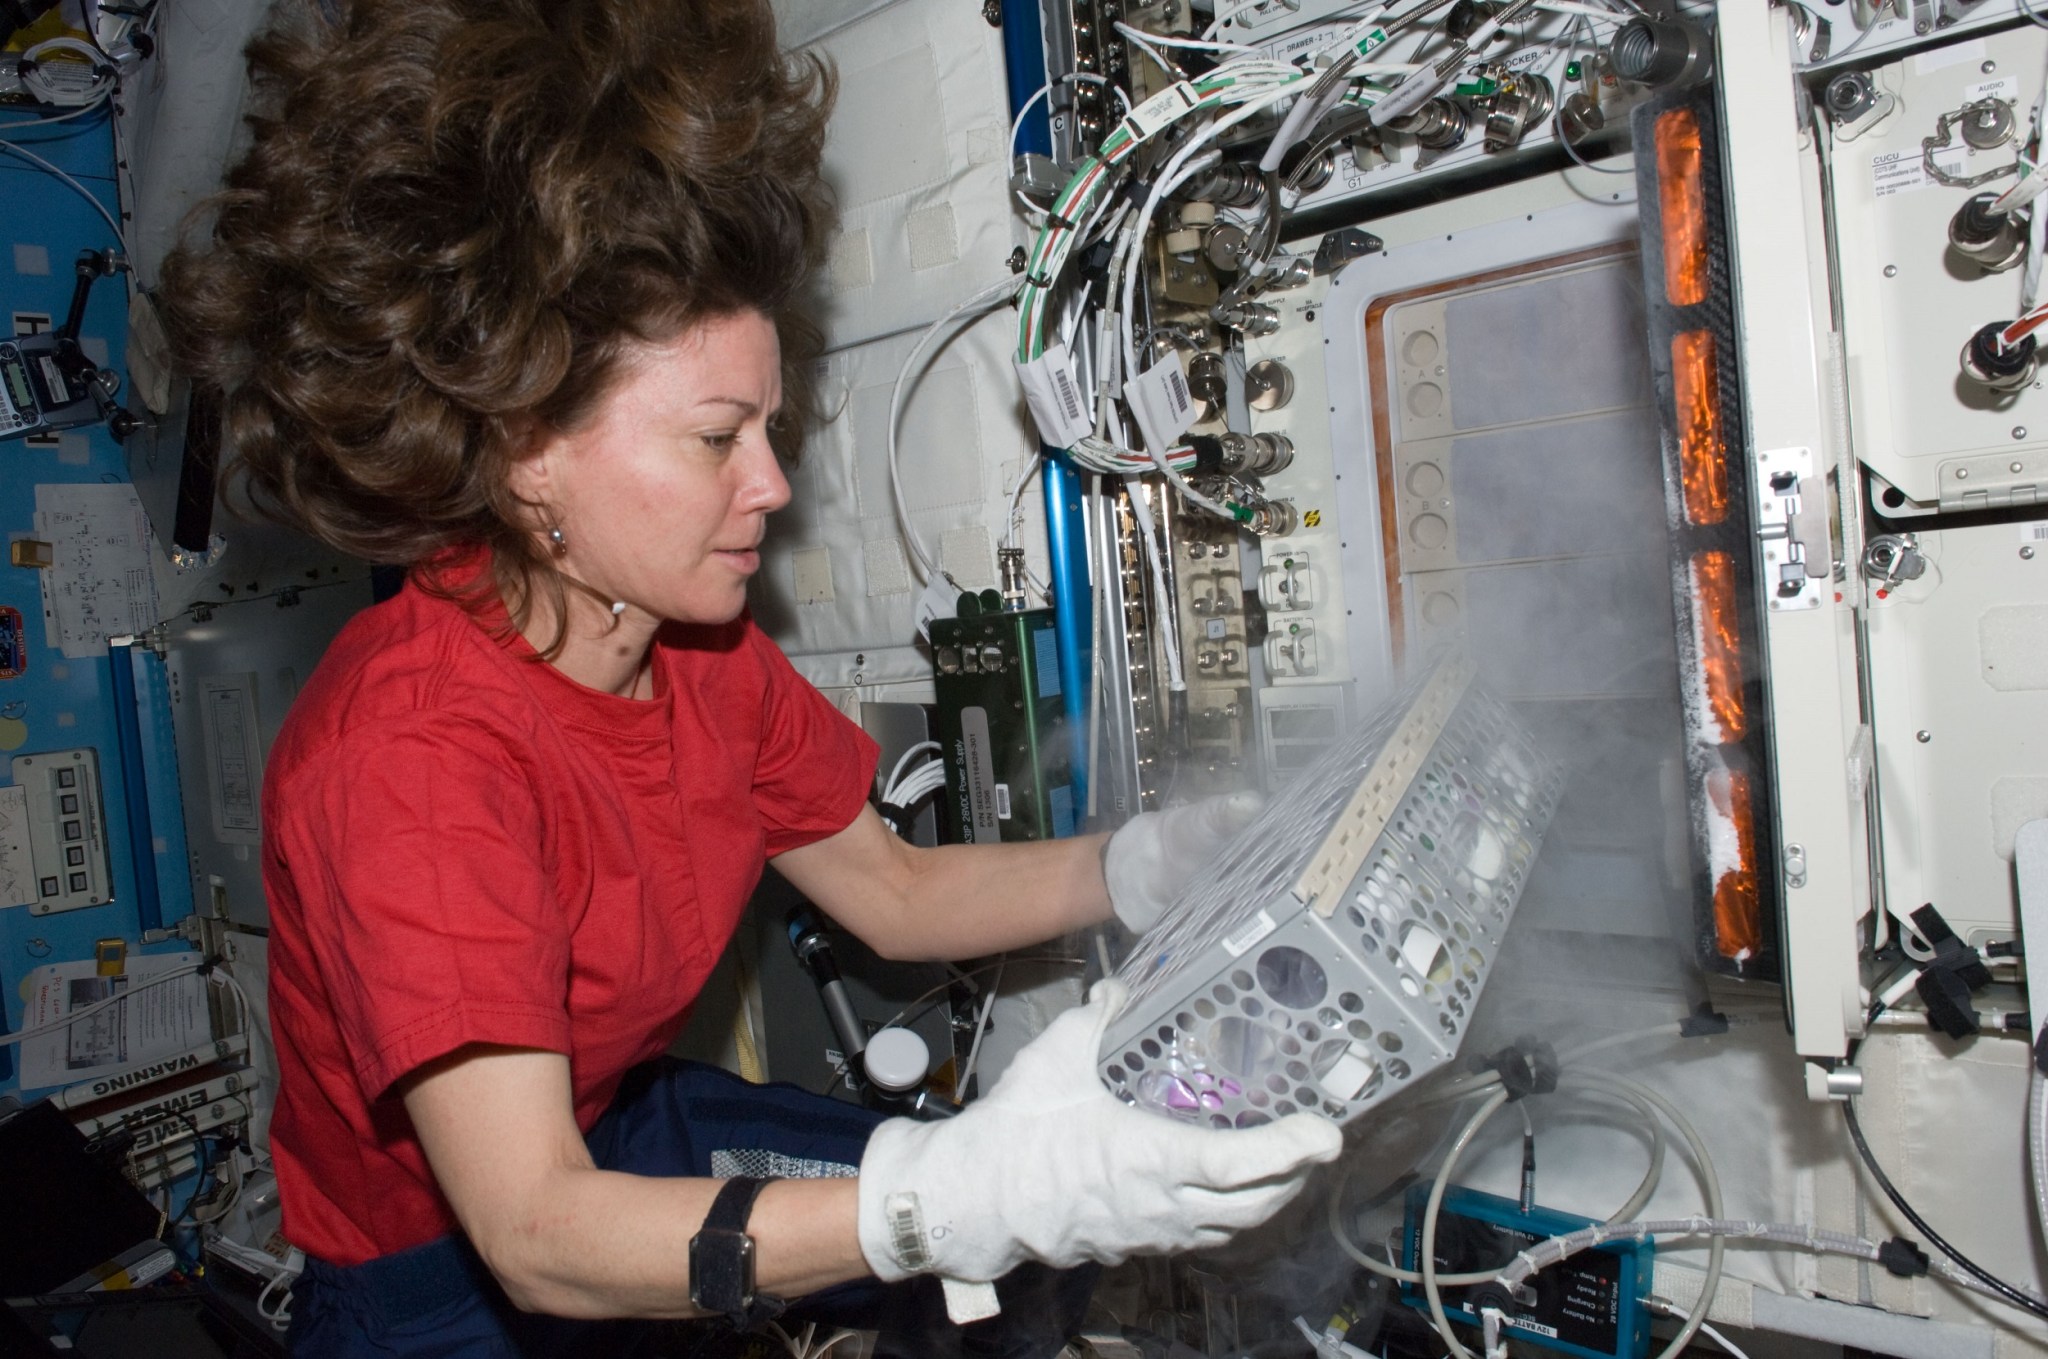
[159,0,834,647]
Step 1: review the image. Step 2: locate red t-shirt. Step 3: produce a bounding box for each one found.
[261,576,877,1266]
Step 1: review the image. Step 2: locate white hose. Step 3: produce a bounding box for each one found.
[1328,1076,1667,1285]
[1419,1088,1514,1359]
[888,277,1022,581]
[2031,1064,2048,1258]
[1499,1213,2032,1309]
[1408,1069,1725,1359]
[1576,1069,1723,1359]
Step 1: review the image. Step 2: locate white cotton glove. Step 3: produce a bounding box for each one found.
[856,979,1341,1298]
[1103,791,1265,934]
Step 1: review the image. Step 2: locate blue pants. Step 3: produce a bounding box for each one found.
[289,1058,1094,1358]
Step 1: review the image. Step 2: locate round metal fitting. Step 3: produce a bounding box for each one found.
[1186,351,1228,409]
[1181,162,1265,209]
[1559,90,1604,144]
[1948,192,2028,272]
[1823,1065,1864,1099]
[1245,499,1299,537]
[1962,99,2016,151]
[1205,223,1250,273]
[1391,98,1469,151]
[1216,431,1294,476]
[1214,301,1281,337]
[1611,16,1712,87]
[1245,359,1295,412]
[1823,70,1878,122]
[1961,321,2038,392]
[1483,74,1555,153]
[1445,0,1503,44]
[1860,533,1926,584]
[1279,144,1335,193]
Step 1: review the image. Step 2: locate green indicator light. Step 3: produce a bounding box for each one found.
[1565,60,1583,81]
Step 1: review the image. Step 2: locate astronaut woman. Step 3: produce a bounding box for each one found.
[160,0,1340,1353]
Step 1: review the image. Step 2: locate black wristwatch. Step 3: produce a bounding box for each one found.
[688,1175,785,1328]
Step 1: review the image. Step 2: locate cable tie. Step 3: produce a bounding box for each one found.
[1023,272,1053,289]
[1878,1236,1931,1278]
[1469,1037,1559,1100]
[1678,1003,1729,1038]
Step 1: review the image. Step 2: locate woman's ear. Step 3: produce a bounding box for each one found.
[503,422,556,518]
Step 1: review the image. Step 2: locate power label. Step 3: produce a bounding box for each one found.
[956,707,1003,842]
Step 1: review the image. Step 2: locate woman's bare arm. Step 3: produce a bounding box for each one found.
[402,1045,864,1318]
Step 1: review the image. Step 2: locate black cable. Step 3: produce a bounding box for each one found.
[1842,1032,2048,1321]
[170,1112,213,1227]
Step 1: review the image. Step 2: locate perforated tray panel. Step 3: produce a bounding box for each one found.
[1100,655,1564,1126]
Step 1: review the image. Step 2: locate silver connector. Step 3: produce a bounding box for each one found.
[1218,432,1295,477]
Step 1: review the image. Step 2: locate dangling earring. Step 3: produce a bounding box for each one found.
[548,526,568,558]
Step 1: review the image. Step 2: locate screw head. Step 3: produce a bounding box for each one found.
[1984,60,1999,73]
[1884,264,1898,278]
[2015,462,2027,473]
[2017,428,2031,440]
[1916,730,1933,743]
[2024,545,2037,560]
[1958,467,1971,478]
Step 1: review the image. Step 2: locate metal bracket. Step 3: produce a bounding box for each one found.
[1784,842,1808,890]
[1935,449,2043,512]
[1755,446,1825,610]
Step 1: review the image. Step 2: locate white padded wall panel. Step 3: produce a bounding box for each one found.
[799,0,1022,352]
[750,305,1046,691]
[755,0,1050,682]
[773,0,904,48]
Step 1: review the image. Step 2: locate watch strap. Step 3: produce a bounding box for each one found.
[689,1175,785,1328]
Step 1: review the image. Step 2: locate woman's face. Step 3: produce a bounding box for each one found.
[520,309,790,626]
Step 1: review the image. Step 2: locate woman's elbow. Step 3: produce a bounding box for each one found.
[474,1222,599,1318]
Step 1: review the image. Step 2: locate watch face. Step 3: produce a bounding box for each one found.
[689,1228,758,1316]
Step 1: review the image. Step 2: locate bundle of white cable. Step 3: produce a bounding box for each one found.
[18,37,115,107]
[881,740,947,811]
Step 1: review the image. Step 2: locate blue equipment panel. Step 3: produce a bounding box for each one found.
[1400,1184,1654,1359]
[0,104,197,1095]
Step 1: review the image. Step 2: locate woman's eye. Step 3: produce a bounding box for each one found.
[701,432,739,452]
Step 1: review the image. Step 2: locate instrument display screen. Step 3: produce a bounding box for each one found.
[1,355,33,415]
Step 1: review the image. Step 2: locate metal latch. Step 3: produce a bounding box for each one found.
[1756,446,1826,610]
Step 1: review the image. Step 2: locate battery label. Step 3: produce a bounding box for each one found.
[957,707,1003,842]
[1221,909,1276,957]
[35,354,68,402]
